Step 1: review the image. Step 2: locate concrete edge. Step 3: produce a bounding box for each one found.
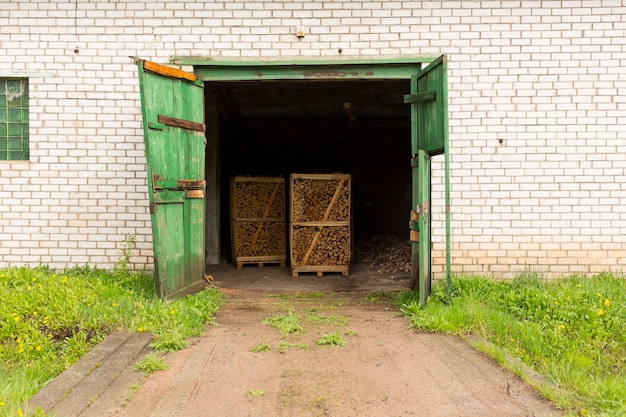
[28,332,131,412]
[462,334,565,411]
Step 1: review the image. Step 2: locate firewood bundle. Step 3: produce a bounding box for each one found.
[291,177,350,222]
[232,178,285,219]
[233,222,286,257]
[290,174,351,277]
[230,177,286,268]
[291,226,350,266]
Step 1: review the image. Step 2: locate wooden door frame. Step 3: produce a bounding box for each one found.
[180,56,449,299]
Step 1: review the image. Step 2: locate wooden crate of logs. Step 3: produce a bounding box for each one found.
[289,173,351,277]
[230,176,286,268]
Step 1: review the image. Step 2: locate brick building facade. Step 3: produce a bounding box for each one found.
[1,0,625,278]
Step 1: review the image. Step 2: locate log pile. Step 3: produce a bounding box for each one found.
[357,234,411,274]
[290,174,351,277]
[291,177,350,222]
[291,226,350,266]
[233,222,286,257]
[230,177,286,268]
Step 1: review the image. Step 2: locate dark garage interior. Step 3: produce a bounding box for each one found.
[204,79,412,273]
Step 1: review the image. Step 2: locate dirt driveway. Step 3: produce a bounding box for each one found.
[117,289,560,417]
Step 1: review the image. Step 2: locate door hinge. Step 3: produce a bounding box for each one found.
[149,203,156,214]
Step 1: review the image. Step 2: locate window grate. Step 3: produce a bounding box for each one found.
[0,79,29,160]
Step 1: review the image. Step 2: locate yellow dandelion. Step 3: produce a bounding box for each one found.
[555,301,559,305]
[560,324,565,329]
[581,408,588,416]
[17,348,23,354]
[32,311,37,316]
[35,345,41,352]
[170,309,176,315]
[18,407,23,417]
[597,309,604,316]
[112,303,117,307]
[0,401,4,406]
[604,299,610,306]
[138,327,143,332]
[509,338,514,342]
[597,293,602,297]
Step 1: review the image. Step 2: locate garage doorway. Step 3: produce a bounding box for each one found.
[136,57,449,300]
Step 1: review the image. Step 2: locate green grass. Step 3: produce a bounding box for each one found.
[305,309,350,326]
[392,271,626,417]
[133,354,170,375]
[315,331,347,347]
[244,388,265,397]
[250,341,272,353]
[0,265,222,416]
[261,310,304,335]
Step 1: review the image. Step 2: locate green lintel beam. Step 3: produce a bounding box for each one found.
[178,56,440,81]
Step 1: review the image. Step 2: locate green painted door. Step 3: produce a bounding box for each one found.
[136,58,206,299]
[405,55,449,303]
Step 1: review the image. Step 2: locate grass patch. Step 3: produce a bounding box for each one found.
[278,341,309,353]
[315,331,347,347]
[244,389,265,397]
[0,265,222,416]
[365,290,388,302]
[392,271,626,417]
[261,310,304,335]
[268,292,328,299]
[250,341,272,353]
[305,309,350,326]
[133,353,170,375]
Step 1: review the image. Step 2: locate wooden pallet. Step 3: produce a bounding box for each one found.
[236,257,286,269]
[291,266,350,278]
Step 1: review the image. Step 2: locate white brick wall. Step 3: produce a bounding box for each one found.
[1,0,625,277]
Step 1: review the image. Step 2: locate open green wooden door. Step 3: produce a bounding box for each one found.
[405,55,449,304]
[135,58,207,299]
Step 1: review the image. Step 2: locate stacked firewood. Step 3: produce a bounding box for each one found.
[233,179,284,219]
[290,174,351,271]
[291,226,350,266]
[230,177,286,261]
[234,222,286,257]
[291,177,350,222]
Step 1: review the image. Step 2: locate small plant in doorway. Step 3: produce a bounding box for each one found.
[114,234,136,277]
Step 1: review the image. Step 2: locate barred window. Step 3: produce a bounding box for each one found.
[0,79,29,161]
